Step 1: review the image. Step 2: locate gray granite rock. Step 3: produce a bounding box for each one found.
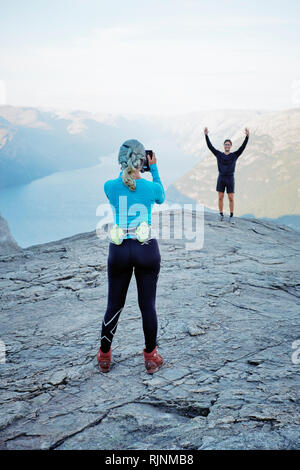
[0,210,299,450]
[0,212,20,256]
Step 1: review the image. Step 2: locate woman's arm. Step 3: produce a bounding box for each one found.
[104,180,110,199]
[149,153,165,204]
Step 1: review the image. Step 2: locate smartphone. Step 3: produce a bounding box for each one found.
[141,150,152,172]
[145,150,153,159]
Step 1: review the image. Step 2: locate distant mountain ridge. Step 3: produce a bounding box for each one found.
[0,105,274,191]
[0,105,161,189]
[0,106,100,188]
[1,105,299,227]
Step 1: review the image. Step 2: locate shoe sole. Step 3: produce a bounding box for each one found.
[98,361,111,373]
[145,360,164,374]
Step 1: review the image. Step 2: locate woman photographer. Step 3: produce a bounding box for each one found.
[97,139,165,374]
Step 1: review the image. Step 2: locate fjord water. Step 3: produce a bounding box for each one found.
[0,163,109,248]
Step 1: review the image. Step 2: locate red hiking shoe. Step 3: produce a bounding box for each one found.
[143,347,164,374]
[97,347,112,373]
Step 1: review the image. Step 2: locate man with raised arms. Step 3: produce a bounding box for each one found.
[204,127,249,224]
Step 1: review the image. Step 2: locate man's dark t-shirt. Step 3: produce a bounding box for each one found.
[205,134,249,175]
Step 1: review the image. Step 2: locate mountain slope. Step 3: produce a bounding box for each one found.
[170,108,300,218]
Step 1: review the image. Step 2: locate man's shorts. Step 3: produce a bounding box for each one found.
[216,174,235,193]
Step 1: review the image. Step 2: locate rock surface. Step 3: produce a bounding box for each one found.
[0,212,20,256]
[0,210,299,450]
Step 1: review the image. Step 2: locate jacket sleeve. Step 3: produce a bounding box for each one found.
[150,163,165,204]
[205,134,219,157]
[104,181,110,200]
[235,135,249,158]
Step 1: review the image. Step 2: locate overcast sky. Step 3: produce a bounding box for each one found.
[1,0,300,115]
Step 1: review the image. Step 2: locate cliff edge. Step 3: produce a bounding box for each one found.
[0,211,299,449]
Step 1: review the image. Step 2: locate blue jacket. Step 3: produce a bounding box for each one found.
[104,163,165,238]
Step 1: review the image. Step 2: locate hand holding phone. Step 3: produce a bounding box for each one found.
[141,150,155,172]
[146,150,157,166]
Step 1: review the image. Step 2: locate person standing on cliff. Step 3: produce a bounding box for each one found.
[97,139,165,374]
[204,127,250,224]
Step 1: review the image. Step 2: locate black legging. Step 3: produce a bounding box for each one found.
[100,238,161,353]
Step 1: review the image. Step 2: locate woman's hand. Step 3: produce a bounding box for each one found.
[148,151,157,166]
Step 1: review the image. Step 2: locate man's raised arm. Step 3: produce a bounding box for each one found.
[204,127,219,157]
[235,128,250,158]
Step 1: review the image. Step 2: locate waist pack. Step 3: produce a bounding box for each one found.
[110,221,152,245]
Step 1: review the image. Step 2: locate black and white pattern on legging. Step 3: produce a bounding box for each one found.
[101,307,123,346]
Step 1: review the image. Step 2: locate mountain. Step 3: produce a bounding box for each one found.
[0,105,198,248]
[1,105,299,246]
[0,105,277,192]
[0,105,203,192]
[168,108,300,220]
[0,210,299,449]
[0,212,20,255]
[0,105,163,190]
[156,108,262,156]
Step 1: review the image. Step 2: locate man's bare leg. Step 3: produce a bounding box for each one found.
[218,192,224,213]
[218,192,224,220]
[228,193,234,213]
[228,192,235,223]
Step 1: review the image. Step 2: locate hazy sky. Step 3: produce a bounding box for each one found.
[1,0,300,115]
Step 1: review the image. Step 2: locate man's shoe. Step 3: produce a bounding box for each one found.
[229,216,235,224]
[143,347,164,374]
[97,347,112,372]
[219,214,224,221]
